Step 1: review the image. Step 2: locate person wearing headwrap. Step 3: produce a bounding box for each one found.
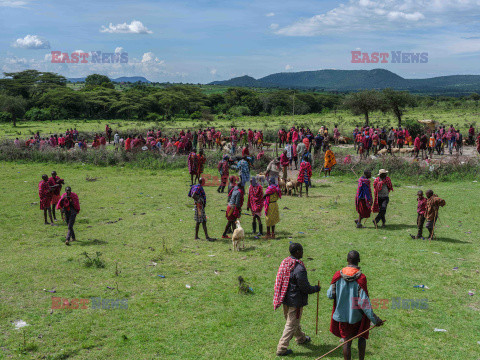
[263,178,282,238]
[222,183,245,239]
[247,177,264,236]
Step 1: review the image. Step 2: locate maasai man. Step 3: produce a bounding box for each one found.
[274,243,320,356]
[39,174,54,225]
[297,155,312,198]
[56,186,80,245]
[264,178,282,238]
[425,190,446,240]
[477,132,480,154]
[187,151,198,186]
[222,183,245,239]
[237,156,251,187]
[188,178,215,242]
[48,171,64,222]
[280,150,290,181]
[355,170,373,228]
[327,250,384,360]
[371,169,393,229]
[411,190,427,239]
[266,158,281,185]
[196,150,206,184]
[217,155,230,193]
[323,145,336,177]
[247,177,264,236]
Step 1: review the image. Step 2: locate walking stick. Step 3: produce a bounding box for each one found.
[430,208,438,242]
[315,320,386,360]
[316,280,320,335]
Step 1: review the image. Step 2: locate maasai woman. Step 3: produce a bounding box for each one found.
[196,150,206,184]
[323,146,337,177]
[39,174,53,225]
[247,177,264,236]
[263,178,282,239]
[355,170,372,228]
[217,155,230,193]
[187,151,198,185]
[297,155,313,197]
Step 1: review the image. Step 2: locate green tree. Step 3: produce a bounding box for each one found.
[0,94,27,126]
[0,70,66,98]
[343,90,382,126]
[381,88,417,127]
[85,74,112,87]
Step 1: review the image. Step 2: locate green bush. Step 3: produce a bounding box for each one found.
[0,112,12,123]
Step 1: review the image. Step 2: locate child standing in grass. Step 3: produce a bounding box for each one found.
[411,190,427,239]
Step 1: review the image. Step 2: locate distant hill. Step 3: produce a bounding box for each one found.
[210,69,480,94]
[67,76,151,83]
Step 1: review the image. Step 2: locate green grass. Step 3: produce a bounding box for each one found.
[0,161,479,359]
[1,106,479,139]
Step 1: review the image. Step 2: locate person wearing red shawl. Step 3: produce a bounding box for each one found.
[217,155,230,193]
[477,133,480,154]
[263,178,282,238]
[297,156,312,198]
[397,128,405,148]
[410,190,427,239]
[242,145,250,157]
[355,170,372,228]
[327,251,383,360]
[280,150,290,181]
[188,178,215,242]
[247,177,264,236]
[39,174,54,225]
[222,184,244,239]
[274,243,320,356]
[187,151,198,185]
[48,171,64,222]
[56,186,80,245]
[413,135,421,158]
[196,150,206,183]
[372,169,393,228]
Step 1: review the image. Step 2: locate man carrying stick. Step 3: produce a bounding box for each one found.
[56,186,80,246]
[327,250,384,360]
[188,178,215,242]
[425,190,446,241]
[274,243,321,356]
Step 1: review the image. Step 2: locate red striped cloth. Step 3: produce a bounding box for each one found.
[273,257,305,310]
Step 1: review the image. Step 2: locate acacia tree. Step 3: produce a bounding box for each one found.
[382,88,417,127]
[0,94,27,126]
[343,90,382,126]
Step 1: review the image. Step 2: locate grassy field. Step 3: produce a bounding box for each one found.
[0,161,479,359]
[1,107,479,140]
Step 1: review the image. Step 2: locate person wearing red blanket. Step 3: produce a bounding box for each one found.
[39,174,54,225]
[247,177,264,236]
[274,243,320,356]
[355,170,372,228]
[371,169,393,229]
[48,171,64,222]
[327,251,384,360]
[222,183,244,239]
[56,186,80,246]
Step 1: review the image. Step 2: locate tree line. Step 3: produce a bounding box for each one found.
[1,70,480,127]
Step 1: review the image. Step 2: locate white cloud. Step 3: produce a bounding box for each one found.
[0,0,29,7]
[210,69,217,75]
[12,35,50,49]
[100,20,153,34]
[73,50,85,54]
[115,47,124,54]
[141,52,165,65]
[274,0,479,36]
[266,12,275,17]
[285,64,293,70]
[269,23,279,30]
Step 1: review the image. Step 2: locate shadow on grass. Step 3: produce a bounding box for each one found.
[79,239,109,246]
[382,223,416,230]
[295,342,372,358]
[431,237,471,244]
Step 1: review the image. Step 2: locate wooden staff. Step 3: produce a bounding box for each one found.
[315,320,386,360]
[315,280,320,335]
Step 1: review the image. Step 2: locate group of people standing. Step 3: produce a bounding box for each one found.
[38,171,80,245]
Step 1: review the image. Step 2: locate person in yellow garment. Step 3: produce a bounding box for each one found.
[323,145,337,177]
[263,178,282,239]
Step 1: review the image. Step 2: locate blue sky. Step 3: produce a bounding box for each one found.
[1,0,480,82]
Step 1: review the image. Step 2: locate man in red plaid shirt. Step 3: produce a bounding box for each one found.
[274,243,320,356]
